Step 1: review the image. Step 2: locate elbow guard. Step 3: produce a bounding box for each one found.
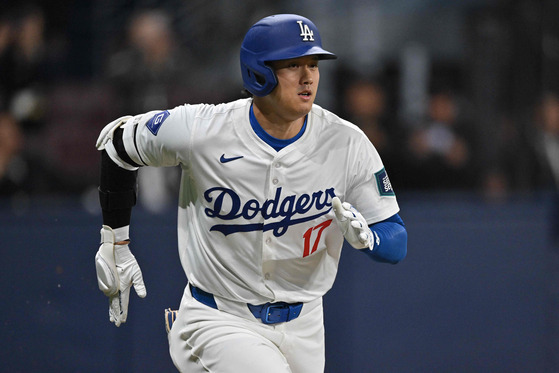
[96,115,139,171]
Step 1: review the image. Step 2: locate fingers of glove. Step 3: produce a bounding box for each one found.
[119,287,131,324]
[109,286,131,326]
[341,202,353,211]
[339,211,353,222]
[331,197,346,221]
[344,220,370,249]
[131,264,147,298]
[333,198,364,222]
[109,293,124,327]
[359,232,370,244]
[350,219,365,230]
[345,205,369,227]
[116,257,147,299]
[351,233,369,249]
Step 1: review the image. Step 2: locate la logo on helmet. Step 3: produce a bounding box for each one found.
[297,21,314,41]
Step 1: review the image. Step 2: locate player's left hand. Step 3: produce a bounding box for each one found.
[95,225,147,327]
[332,197,375,250]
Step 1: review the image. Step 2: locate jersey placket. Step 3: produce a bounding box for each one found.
[261,157,284,291]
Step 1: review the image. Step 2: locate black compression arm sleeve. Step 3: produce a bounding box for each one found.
[99,150,138,228]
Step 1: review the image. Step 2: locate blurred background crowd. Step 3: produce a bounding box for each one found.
[0,0,558,214]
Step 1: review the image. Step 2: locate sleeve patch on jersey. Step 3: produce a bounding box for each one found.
[375,168,395,196]
[146,110,170,135]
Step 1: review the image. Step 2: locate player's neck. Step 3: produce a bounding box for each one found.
[252,102,305,140]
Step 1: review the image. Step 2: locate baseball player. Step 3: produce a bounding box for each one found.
[94,14,407,372]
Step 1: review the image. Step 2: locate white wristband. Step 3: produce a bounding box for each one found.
[113,225,130,243]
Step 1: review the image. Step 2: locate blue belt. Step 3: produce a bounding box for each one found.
[190,284,303,325]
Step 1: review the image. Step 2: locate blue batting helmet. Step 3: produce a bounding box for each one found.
[240,14,337,97]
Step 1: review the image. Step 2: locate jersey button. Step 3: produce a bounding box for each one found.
[264,273,271,280]
[265,237,272,245]
[272,178,279,185]
[274,163,281,168]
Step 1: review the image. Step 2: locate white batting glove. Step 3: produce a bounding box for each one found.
[95,225,147,327]
[332,197,378,250]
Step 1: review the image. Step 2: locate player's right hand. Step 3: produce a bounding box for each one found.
[95,225,147,327]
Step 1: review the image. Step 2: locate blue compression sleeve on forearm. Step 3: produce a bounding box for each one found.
[363,213,407,264]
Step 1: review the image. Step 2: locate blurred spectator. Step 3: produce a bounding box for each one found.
[474,112,513,202]
[343,80,391,154]
[533,92,559,187]
[478,113,531,202]
[0,5,83,200]
[0,111,66,197]
[0,112,24,195]
[340,78,405,187]
[532,92,559,244]
[106,10,190,213]
[0,6,48,136]
[107,9,192,114]
[0,17,11,90]
[405,89,476,190]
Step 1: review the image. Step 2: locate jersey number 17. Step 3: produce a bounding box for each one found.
[302,219,332,257]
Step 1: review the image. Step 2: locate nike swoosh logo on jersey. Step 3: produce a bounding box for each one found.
[220,154,244,163]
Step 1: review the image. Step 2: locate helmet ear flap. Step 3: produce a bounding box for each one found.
[251,70,266,86]
[240,61,277,97]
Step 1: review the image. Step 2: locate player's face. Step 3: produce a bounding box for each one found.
[264,56,320,122]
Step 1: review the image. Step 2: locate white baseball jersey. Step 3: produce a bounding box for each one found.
[116,98,399,305]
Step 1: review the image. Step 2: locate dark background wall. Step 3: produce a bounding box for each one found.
[1,191,557,372]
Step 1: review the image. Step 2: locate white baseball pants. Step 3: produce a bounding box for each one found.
[168,286,325,372]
